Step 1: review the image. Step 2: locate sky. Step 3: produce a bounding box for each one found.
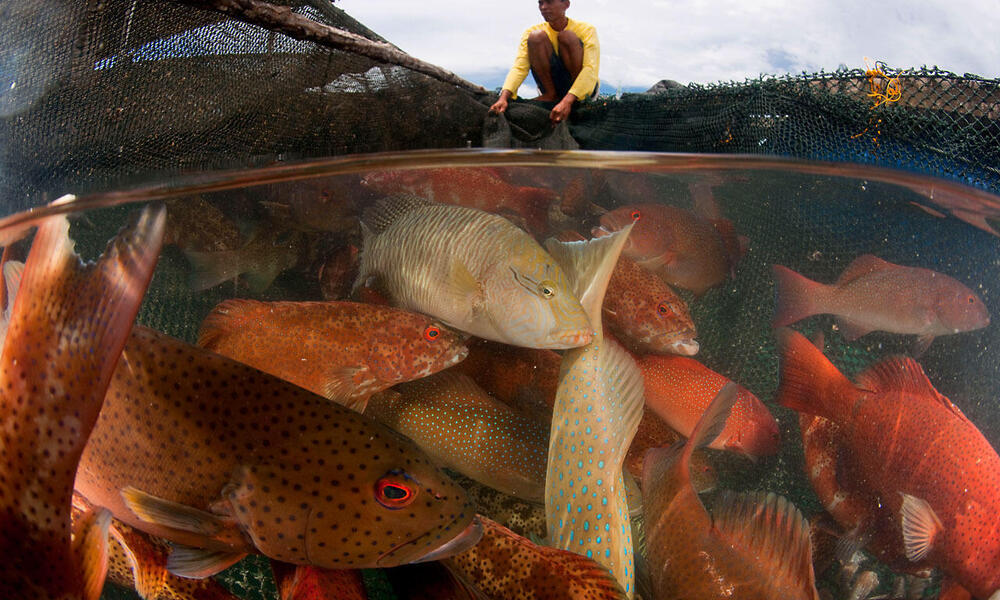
[338,0,999,94]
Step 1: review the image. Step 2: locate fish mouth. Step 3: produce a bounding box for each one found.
[648,333,699,356]
[411,515,483,563]
[447,344,470,366]
[591,225,612,238]
[376,513,482,566]
[547,328,594,349]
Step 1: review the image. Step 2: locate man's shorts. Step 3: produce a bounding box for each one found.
[533,47,598,100]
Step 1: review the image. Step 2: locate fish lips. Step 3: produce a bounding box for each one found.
[376,513,483,566]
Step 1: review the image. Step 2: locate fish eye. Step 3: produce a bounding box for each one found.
[538,280,556,299]
[656,301,670,315]
[630,209,642,221]
[424,325,441,341]
[375,476,416,509]
[968,296,977,304]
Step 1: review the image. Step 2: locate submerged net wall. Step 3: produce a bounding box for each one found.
[1,0,998,217]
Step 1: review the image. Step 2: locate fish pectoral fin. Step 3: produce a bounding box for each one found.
[323,367,372,408]
[166,544,247,579]
[833,525,870,566]
[913,334,935,357]
[900,493,943,562]
[834,316,872,342]
[121,487,229,537]
[446,258,483,302]
[72,505,112,600]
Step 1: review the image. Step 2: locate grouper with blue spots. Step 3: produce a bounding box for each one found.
[542,225,644,598]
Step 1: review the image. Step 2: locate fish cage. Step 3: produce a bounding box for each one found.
[1,2,999,600]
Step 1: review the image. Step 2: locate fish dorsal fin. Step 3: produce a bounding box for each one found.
[855,356,958,413]
[709,490,819,600]
[361,193,433,235]
[197,298,265,348]
[72,506,112,600]
[544,224,633,328]
[599,336,646,457]
[835,254,893,285]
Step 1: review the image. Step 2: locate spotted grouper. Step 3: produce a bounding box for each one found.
[0,206,165,600]
[74,326,481,577]
[542,226,645,598]
[366,371,549,503]
[354,194,593,349]
[198,299,469,412]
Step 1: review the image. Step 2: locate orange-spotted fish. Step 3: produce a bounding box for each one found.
[198,299,468,412]
[543,226,644,597]
[555,229,698,356]
[0,205,165,600]
[365,371,549,503]
[772,255,989,354]
[442,516,627,600]
[638,354,780,459]
[354,194,593,349]
[74,325,482,576]
[593,203,731,296]
[361,168,557,236]
[71,494,238,600]
[776,328,1000,599]
[643,384,820,600]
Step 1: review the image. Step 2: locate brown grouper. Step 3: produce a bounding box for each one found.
[75,326,481,577]
[0,206,165,600]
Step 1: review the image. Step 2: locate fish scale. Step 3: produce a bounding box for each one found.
[543,228,643,598]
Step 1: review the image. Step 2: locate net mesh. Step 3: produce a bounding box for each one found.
[2,1,998,599]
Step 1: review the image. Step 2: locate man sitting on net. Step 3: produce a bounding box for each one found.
[489,0,600,125]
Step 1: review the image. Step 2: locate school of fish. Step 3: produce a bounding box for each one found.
[1,165,998,600]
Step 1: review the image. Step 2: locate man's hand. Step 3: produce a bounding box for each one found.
[490,90,513,114]
[550,94,577,124]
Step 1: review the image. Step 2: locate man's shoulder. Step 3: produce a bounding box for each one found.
[566,18,597,35]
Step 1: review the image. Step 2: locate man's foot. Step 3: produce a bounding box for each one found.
[532,94,559,102]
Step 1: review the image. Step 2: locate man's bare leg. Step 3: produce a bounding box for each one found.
[527,30,558,101]
[556,29,584,80]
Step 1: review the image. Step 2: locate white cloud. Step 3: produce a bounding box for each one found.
[339,0,1000,89]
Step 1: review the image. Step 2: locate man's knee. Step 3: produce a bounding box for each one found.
[556,29,581,47]
[527,29,550,49]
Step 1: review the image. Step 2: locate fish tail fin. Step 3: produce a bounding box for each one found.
[72,506,112,600]
[184,248,240,292]
[775,327,855,421]
[197,299,265,349]
[772,264,825,327]
[544,224,633,328]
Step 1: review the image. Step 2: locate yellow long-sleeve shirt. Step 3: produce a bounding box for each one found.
[500,18,600,101]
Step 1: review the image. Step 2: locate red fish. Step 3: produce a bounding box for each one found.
[772,255,989,354]
[638,355,780,458]
[777,328,1000,599]
[0,206,165,600]
[442,516,627,600]
[593,203,731,296]
[624,406,717,493]
[271,561,367,600]
[642,385,820,599]
[361,168,557,235]
[198,299,468,412]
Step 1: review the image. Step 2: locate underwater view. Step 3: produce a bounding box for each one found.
[1,150,998,600]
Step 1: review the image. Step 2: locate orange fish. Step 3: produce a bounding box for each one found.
[638,354,780,458]
[593,203,731,296]
[777,328,1000,599]
[624,406,716,494]
[271,561,367,600]
[0,206,165,600]
[75,325,482,576]
[442,516,627,600]
[198,299,469,411]
[361,168,557,235]
[605,253,698,355]
[643,385,820,599]
[772,255,989,354]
